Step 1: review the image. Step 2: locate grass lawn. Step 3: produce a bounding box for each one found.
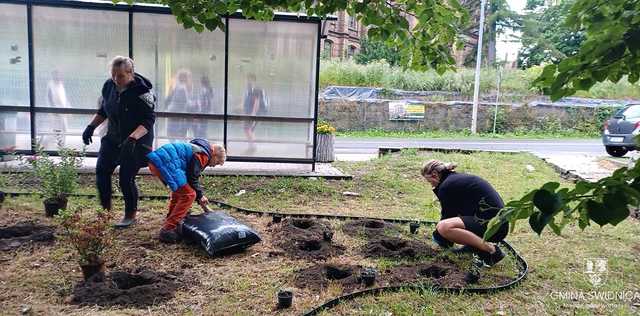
[0,151,638,315]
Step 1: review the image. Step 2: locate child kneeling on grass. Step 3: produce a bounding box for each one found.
[147,139,226,243]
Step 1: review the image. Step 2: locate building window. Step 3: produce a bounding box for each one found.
[323,40,333,58]
[347,45,357,58]
[348,15,357,30]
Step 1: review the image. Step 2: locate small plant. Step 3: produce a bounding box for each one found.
[317,121,336,135]
[22,142,83,215]
[57,206,114,280]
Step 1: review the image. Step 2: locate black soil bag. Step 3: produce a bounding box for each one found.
[180,211,261,257]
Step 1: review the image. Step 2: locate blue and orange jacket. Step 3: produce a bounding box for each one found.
[146,139,212,200]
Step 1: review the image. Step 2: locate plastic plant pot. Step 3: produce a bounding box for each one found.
[43,198,67,217]
[80,259,106,282]
[361,268,377,287]
[277,290,293,308]
[273,214,282,223]
[322,231,333,242]
[409,222,420,234]
[0,191,5,205]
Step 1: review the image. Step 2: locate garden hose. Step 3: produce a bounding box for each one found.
[4,192,528,315]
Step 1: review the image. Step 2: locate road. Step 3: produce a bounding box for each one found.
[334,138,605,157]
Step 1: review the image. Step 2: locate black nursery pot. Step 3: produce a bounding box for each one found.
[409,222,420,234]
[277,290,293,308]
[273,214,282,223]
[0,191,5,205]
[44,195,68,217]
[361,268,377,287]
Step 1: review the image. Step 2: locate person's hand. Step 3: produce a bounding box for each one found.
[82,125,95,145]
[120,137,137,156]
[199,196,209,206]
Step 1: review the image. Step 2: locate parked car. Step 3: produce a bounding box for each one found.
[602,104,640,157]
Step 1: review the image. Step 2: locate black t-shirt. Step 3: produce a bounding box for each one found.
[433,172,504,223]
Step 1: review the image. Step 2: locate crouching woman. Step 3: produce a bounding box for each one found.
[422,159,509,266]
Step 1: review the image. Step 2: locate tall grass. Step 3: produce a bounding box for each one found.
[320,59,640,100]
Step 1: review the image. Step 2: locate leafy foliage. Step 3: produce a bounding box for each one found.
[126,0,469,74]
[486,150,640,239]
[354,38,401,66]
[533,0,640,100]
[22,143,83,200]
[57,205,115,265]
[518,0,584,68]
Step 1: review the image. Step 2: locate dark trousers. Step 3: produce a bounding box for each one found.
[96,136,150,217]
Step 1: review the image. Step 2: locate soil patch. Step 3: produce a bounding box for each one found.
[69,268,181,308]
[0,221,55,251]
[294,263,364,292]
[342,219,401,238]
[273,218,344,260]
[383,262,467,288]
[364,237,437,259]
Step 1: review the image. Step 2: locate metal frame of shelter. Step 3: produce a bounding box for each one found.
[0,0,332,170]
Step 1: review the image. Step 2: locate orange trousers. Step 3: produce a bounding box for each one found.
[149,163,196,230]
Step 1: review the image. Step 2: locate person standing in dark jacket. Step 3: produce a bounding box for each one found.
[81,56,156,228]
[422,159,508,266]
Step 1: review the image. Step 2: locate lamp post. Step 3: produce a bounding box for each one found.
[471,0,488,134]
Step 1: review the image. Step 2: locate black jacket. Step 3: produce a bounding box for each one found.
[97,73,156,146]
[433,172,504,222]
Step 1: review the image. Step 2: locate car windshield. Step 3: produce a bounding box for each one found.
[621,105,640,119]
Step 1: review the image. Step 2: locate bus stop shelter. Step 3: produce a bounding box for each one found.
[0,0,327,169]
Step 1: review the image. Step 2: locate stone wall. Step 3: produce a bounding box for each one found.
[319,98,616,133]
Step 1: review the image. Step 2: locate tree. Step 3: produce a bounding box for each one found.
[533,0,640,101]
[481,0,640,240]
[458,0,520,67]
[129,0,640,235]
[517,0,584,69]
[127,0,469,75]
[354,38,401,66]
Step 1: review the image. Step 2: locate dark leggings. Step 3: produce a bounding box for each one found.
[96,136,149,217]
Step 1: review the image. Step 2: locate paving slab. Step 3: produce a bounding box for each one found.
[0,157,352,179]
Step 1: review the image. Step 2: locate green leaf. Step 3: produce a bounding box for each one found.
[573,181,594,195]
[483,216,504,240]
[602,190,630,225]
[533,189,563,214]
[585,200,609,226]
[547,218,562,235]
[541,182,560,192]
[529,211,554,235]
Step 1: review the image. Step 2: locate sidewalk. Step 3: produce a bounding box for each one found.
[0,157,352,179]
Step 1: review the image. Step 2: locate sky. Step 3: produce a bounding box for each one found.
[495,0,527,63]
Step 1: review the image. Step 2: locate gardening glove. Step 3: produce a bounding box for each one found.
[82,125,96,145]
[199,196,209,206]
[120,136,137,157]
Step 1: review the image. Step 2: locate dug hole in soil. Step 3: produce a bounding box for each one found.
[0,221,55,251]
[69,268,182,308]
[364,237,437,259]
[342,219,401,238]
[295,261,469,293]
[295,263,363,292]
[272,218,344,260]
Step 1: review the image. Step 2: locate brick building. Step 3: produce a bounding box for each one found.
[321,11,367,59]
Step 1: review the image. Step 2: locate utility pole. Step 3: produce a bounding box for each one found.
[471,0,488,134]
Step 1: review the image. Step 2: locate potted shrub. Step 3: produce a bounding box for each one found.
[315,120,336,162]
[23,144,83,217]
[57,206,114,281]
